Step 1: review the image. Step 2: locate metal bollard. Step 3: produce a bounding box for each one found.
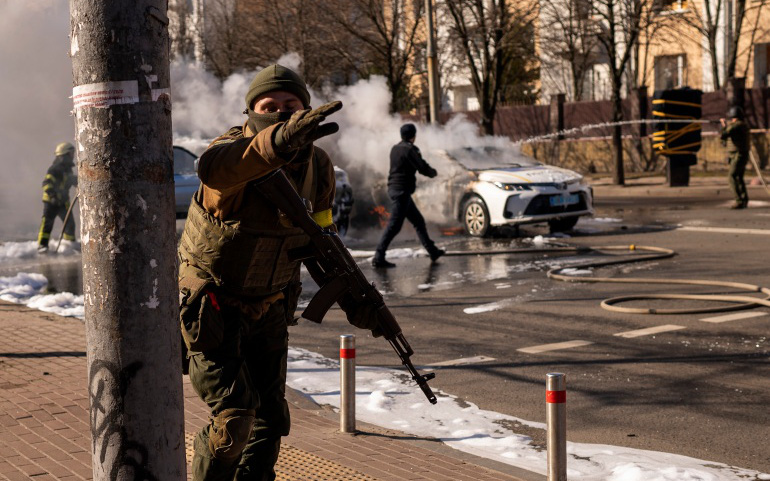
[340,335,356,433]
[546,373,567,481]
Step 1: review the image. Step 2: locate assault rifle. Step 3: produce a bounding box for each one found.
[256,169,437,404]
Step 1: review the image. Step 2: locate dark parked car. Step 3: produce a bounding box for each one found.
[173,146,200,218]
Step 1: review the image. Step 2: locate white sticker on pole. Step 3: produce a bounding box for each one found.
[72,81,139,110]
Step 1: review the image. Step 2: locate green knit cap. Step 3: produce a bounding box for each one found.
[245,64,311,110]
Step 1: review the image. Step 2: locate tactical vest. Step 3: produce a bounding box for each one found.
[178,153,319,297]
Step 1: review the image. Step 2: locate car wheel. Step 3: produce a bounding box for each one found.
[463,197,490,237]
[548,217,579,233]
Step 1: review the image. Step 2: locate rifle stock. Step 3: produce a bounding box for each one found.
[255,169,437,404]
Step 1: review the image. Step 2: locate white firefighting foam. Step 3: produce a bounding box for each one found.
[0,271,83,318]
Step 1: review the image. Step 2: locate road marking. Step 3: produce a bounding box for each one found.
[678,226,770,236]
[517,340,593,354]
[614,324,686,338]
[700,311,768,323]
[427,356,496,367]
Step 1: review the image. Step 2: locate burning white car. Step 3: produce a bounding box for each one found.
[416,146,594,236]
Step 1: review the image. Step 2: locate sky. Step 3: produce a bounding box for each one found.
[1,242,768,481]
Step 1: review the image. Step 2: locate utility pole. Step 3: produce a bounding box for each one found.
[425,0,440,124]
[69,2,185,480]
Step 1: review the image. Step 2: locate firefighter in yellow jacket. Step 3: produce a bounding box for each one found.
[37,142,77,253]
[178,65,376,480]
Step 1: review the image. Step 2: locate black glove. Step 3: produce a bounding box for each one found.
[274,101,343,152]
[338,293,383,338]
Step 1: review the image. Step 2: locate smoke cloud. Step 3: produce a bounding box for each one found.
[167,60,517,226]
[0,2,515,241]
[0,1,74,240]
[314,76,514,224]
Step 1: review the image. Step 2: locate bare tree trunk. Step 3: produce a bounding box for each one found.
[630,86,648,171]
[611,88,625,185]
[708,33,721,90]
[701,0,723,90]
[726,0,747,80]
[481,112,495,135]
[69,1,185,479]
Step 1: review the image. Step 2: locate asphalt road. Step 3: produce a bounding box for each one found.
[289,177,770,473]
[4,175,767,473]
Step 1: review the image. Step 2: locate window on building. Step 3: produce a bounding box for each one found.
[572,0,592,20]
[655,54,687,90]
[754,43,770,88]
[585,64,611,101]
[654,0,687,12]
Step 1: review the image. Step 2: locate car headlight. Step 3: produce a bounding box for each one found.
[566,177,583,186]
[492,181,532,191]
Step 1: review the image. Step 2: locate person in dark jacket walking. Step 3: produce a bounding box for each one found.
[37,142,77,253]
[373,123,444,268]
[720,106,750,209]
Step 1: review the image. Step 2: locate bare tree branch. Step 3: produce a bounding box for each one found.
[443,0,538,134]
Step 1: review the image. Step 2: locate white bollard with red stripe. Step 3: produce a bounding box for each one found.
[546,372,567,481]
[340,335,356,433]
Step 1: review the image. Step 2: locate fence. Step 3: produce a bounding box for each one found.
[455,86,770,141]
[445,86,770,173]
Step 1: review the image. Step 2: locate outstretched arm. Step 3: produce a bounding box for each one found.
[409,146,437,178]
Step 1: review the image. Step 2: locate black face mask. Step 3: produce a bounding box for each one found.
[246,110,294,134]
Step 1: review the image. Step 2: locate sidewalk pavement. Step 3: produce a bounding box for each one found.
[589,173,769,199]
[0,301,540,481]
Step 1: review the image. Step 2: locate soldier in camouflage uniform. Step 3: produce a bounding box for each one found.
[720,106,750,209]
[178,65,377,481]
[37,142,77,253]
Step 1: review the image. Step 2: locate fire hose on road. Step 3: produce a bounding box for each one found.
[546,245,770,315]
[749,151,770,195]
[445,244,770,314]
[55,193,78,253]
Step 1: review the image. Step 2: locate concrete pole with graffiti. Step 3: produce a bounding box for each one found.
[69,1,186,479]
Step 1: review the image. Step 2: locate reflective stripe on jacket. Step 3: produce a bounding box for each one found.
[42,159,76,204]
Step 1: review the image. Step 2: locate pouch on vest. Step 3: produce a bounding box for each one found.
[179,275,224,352]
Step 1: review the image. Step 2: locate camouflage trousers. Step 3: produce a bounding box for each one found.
[727,152,749,206]
[189,299,291,481]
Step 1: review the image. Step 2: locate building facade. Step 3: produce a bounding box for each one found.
[537,0,770,104]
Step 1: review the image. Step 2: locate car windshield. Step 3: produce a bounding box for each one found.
[173,146,198,176]
[444,145,540,171]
